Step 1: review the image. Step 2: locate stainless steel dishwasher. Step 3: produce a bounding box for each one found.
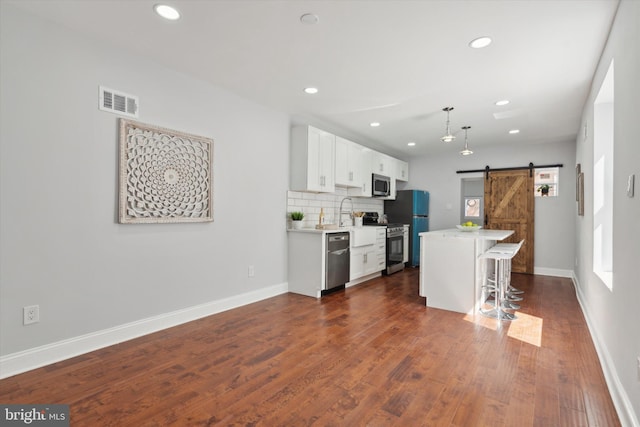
[325,232,350,290]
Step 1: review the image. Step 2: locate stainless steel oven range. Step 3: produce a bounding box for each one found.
[361,212,405,275]
[385,224,405,275]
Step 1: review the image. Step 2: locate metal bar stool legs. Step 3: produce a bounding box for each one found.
[480,254,517,321]
[479,240,526,321]
[493,240,525,298]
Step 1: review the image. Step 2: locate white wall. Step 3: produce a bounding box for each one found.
[0,6,289,360]
[574,1,640,425]
[404,139,577,273]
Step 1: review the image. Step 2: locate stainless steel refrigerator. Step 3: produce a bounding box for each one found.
[384,190,429,266]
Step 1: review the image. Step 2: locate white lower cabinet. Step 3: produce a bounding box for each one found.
[350,246,379,280]
[403,225,409,264]
[375,228,387,271]
[349,227,386,281]
[349,246,364,280]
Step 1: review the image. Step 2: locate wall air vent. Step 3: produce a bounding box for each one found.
[99,86,138,118]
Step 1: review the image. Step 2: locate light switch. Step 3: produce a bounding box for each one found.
[627,174,635,198]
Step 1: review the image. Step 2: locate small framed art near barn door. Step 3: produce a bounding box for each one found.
[118,119,213,224]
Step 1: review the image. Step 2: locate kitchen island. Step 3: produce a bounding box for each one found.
[419,228,514,314]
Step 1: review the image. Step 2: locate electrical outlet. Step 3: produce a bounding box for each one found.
[248,265,255,278]
[23,305,40,325]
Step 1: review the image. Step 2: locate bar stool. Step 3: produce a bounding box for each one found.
[479,244,521,321]
[491,240,525,296]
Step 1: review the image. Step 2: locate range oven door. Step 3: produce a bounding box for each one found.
[385,229,405,274]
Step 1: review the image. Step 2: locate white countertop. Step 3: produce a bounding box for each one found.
[288,225,387,234]
[419,228,514,240]
[287,227,349,234]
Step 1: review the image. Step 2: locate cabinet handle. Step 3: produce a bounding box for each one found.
[364,253,367,263]
[349,171,353,181]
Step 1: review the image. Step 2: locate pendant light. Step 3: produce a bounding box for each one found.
[460,126,473,155]
[440,107,456,142]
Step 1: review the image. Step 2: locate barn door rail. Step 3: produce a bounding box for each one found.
[456,163,563,179]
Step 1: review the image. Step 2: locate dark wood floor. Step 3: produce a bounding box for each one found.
[0,269,620,426]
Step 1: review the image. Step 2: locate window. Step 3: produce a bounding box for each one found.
[460,177,484,224]
[534,167,559,197]
[593,60,614,290]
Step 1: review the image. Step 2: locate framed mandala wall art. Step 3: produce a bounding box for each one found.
[119,119,213,224]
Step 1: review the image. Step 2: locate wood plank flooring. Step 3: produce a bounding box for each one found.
[0,269,620,426]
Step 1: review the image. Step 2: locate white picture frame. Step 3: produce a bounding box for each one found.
[118,119,213,224]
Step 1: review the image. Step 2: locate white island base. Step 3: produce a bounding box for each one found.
[419,229,514,314]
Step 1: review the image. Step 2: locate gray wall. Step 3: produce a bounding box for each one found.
[575,0,640,423]
[0,5,289,355]
[403,139,577,273]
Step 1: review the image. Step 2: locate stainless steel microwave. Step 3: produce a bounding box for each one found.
[372,173,391,197]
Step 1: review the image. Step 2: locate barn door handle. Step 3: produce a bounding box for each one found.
[484,215,488,227]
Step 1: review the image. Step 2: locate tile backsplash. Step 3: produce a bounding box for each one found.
[287,188,383,229]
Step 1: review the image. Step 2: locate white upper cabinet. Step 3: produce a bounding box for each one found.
[290,124,404,197]
[396,159,409,182]
[371,151,395,177]
[335,136,363,188]
[348,147,372,197]
[335,136,373,197]
[290,126,335,193]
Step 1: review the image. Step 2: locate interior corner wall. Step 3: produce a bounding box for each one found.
[406,140,577,273]
[574,0,640,424]
[0,5,289,358]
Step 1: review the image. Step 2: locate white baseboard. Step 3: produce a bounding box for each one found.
[0,282,288,380]
[571,274,640,427]
[533,267,573,278]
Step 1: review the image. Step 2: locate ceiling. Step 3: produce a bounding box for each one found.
[9,0,619,159]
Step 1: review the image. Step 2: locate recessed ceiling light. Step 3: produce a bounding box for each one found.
[370,122,380,127]
[469,36,492,49]
[509,129,520,134]
[407,142,416,147]
[154,4,180,20]
[495,99,510,106]
[300,13,319,25]
[304,87,318,94]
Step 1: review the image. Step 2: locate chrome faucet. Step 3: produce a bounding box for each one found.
[339,197,354,227]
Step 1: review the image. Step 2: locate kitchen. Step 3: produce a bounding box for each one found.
[1,1,638,425]
[287,125,431,298]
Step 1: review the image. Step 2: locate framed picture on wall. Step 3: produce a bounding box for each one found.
[578,172,584,216]
[576,163,581,202]
[118,119,214,224]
